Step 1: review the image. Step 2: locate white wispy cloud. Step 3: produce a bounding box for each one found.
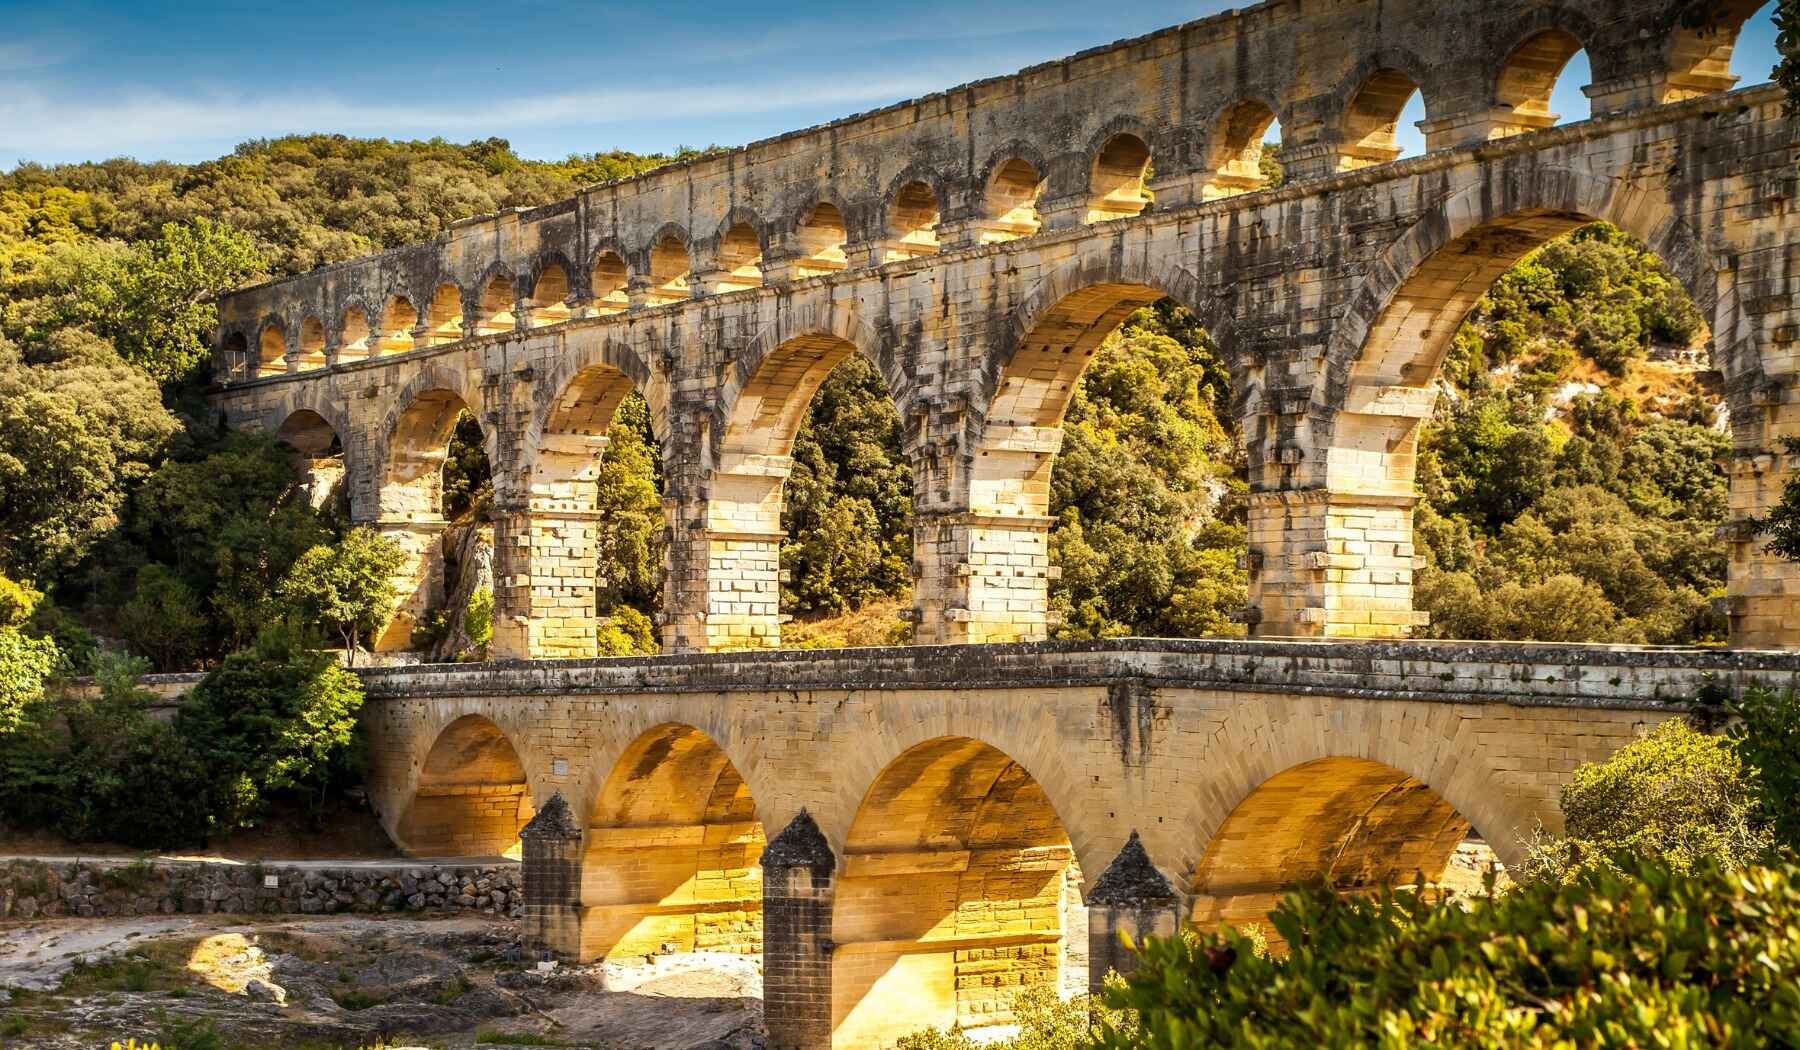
[0,61,1034,162]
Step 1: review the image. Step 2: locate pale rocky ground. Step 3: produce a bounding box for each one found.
[0,913,762,1049]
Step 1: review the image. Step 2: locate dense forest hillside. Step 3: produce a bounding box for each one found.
[0,133,1742,692]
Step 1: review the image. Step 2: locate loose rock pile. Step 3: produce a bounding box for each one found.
[0,858,523,920]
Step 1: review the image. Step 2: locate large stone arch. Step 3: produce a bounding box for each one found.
[387,708,547,858]
[490,334,672,661]
[268,394,357,513]
[1323,165,1760,427]
[1168,694,1540,885]
[807,696,1101,884]
[985,251,1212,427]
[378,363,491,494]
[580,719,769,960]
[561,698,776,840]
[670,302,895,653]
[713,300,891,463]
[830,732,1082,1044]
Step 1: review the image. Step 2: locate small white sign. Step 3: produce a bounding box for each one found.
[537,960,558,973]
[263,875,279,888]
[553,758,569,776]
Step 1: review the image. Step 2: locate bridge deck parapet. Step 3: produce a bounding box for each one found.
[352,638,1800,709]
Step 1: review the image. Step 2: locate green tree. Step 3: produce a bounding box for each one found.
[13,219,264,382]
[781,355,911,617]
[0,627,59,734]
[1047,303,1246,639]
[276,527,406,660]
[127,431,333,656]
[117,563,208,672]
[175,637,365,831]
[592,393,665,625]
[0,334,179,580]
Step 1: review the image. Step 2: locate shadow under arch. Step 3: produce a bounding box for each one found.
[394,713,536,859]
[831,735,1081,1046]
[1189,756,1481,947]
[581,722,767,961]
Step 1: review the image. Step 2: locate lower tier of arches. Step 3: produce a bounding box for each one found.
[356,675,1701,1048]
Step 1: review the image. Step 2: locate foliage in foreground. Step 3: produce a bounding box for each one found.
[1100,855,1800,1049]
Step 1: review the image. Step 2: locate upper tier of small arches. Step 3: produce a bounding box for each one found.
[217,0,1774,381]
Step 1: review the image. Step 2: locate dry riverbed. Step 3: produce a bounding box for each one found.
[0,913,762,1049]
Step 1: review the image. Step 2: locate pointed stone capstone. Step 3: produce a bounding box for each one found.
[761,809,836,878]
[518,791,581,842]
[1086,830,1177,904]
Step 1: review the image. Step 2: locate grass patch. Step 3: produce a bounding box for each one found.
[430,974,472,1005]
[98,857,159,893]
[155,1012,224,1050]
[1,1013,31,1037]
[331,988,390,1011]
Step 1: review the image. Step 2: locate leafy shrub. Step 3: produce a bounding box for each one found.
[896,984,1131,1050]
[1098,855,1800,1049]
[1523,718,1770,881]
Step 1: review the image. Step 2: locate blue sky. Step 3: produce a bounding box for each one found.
[0,0,1783,169]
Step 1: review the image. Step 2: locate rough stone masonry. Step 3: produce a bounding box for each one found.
[191,0,1800,1045]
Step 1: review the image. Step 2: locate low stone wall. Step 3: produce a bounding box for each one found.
[0,857,522,921]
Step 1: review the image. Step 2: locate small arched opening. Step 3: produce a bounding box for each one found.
[590,251,631,315]
[1204,100,1284,199]
[1086,132,1153,222]
[1340,68,1426,170]
[1667,0,1780,101]
[716,222,765,291]
[221,331,248,380]
[338,306,372,364]
[296,316,328,371]
[644,235,691,306]
[980,157,1045,243]
[256,325,288,378]
[1493,30,1590,137]
[426,283,465,345]
[476,272,517,336]
[1191,757,1486,949]
[378,296,420,355]
[529,262,573,326]
[395,715,533,859]
[884,180,941,261]
[792,202,848,278]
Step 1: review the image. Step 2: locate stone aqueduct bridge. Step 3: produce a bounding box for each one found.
[195,0,1800,1044]
[207,0,1800,657]
[355,639,1800,1046]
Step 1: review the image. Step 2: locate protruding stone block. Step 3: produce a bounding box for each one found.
[1085,830,1181,993]
[520,792,583,960]
[761,811,836,1050]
